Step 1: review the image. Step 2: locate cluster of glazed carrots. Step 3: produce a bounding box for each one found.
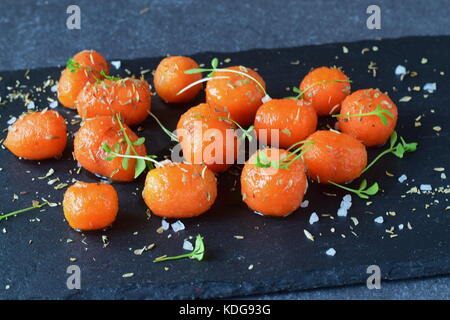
[3,50,417,231]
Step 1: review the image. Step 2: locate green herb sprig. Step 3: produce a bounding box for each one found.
[178,58,268,97]
[332,104,394,126]
[153,234,205,263]
[217,116,254,142]
[329,179,379,199]
[0,202,49,222]
[362,131,418,174]
[66,58,82,73]
[255,141,314,170]
[99,70,121,81]
[148,112,179,142]
[102,114,156,179]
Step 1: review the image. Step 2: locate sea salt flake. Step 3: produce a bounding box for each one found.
[423,83,436,93]
[374,216,384,224]
[398,174,407,183]
[309,212,319,225]
[395,65,406,76]
[27,101,35,110]
[171,220,185,232]
[183,239,193,251]
[261,94,272,104]
[398,224,404,230]
[420,184,432,191]
[343,194,352,202]
[300,200,309,208]
[111,61,121,69]
[337,208,348,217]
[340,200,352,210]
[161,219,169,231]
[7,117,17,125]
[51,84,58,92]
[49,100,58,109]
[326,248,336,256]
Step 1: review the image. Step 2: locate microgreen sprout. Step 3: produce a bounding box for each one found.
[102,114,157,178]
[362,131,418,174]
[0,202,49,222]
[329,179,379,199]
[148,112,179,142]
[332,104,394,126]
[217,116,255,142]
[100,70,121,81]
[178,58,268,97]
[102,142,159,179]
[255,141,314,170]
[286,79,352,100]
[66,58,82,73]
[153,234,205,263]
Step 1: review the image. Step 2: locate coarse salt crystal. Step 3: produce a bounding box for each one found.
[343,194,352,202]
[374,216,384,224]
[111,61,121,70]
[326,248,336,256]
[423,83,436,93]
[420,184,432,191]
[398,174,407,183]
[441,173,447,180]
[337,208,348,217]
[49,100,58,109]
[340,200,352,210]
[261,95,272,104]
[51,84,58,92]
[27,101,35,110]
[300,200,309,208]
[395,65,406,76]
[171,220,185,232]
[183,239,193,251]
[398,224,404,230]
[161,219,169,231]
[309,212,319,225]
[7,117,17,125]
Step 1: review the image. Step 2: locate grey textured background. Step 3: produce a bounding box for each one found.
[1,0,450,300]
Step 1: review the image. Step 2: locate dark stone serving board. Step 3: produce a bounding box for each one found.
[0,36,449,299]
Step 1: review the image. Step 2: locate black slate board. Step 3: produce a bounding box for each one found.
[0,36,449,299]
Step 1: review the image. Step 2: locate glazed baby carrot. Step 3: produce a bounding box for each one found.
[334,89,398,146]
[303,130,367,184]
[76,77,152,126]
[176,103,238,173]
[57,50,109,108]
[241,148,308,217]
[142,162,217,218]
[3,110,67,160]
[154,56,203,103]
[63,181,118,231]
[73,115,147,182]
[299,66,351,116]
[205,65,266,127]
[254,98,317,149]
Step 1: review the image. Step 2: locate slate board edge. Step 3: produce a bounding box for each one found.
[35,255,450,299]
[0,35,446,75]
